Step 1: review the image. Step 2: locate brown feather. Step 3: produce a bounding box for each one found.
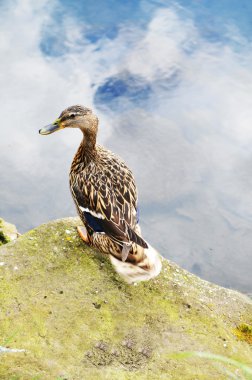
[70,127,148,256]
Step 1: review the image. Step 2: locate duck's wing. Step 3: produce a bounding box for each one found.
[72,161,148,250]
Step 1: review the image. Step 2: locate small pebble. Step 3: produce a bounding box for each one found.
[0,262,5,266]
[122,340,134,349]
[95,342,107,351]
[140,348,151,357]
[111,348,119,356]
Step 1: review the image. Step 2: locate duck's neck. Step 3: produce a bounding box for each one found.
[74,131,97,169]
[82,129,97,157]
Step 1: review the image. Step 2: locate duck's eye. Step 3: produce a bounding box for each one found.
[70,113,75,118]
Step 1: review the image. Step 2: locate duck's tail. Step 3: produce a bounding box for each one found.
[109,243,162,284]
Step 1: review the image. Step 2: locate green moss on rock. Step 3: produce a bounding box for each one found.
[0,230,10,246]
[234,323,252,345]
[0,218,18,246]
[0,217,251,379]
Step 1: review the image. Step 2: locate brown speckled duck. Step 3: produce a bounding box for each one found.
[39,105,162,283]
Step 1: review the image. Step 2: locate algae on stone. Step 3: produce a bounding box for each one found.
[0,218,19,246]
[0,217,251,380]
[234,323,252,345]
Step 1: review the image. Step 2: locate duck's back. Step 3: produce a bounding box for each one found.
[95,145,138,222]
[69,144,147,250]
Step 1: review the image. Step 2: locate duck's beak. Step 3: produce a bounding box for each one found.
[39,119,62,135]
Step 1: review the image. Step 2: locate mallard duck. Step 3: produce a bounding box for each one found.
[39,105,162,283]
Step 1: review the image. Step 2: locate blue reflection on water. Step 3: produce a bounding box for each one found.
[178,0,252,42]
[40,0,146,57]
[40,0,252,58]
[94,72,152,111]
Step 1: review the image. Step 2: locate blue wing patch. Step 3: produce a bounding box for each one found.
[84,211,104,233]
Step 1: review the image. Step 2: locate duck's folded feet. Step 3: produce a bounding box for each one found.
[77,226,90,244]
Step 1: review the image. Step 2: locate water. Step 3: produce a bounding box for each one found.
[1,0,252,293]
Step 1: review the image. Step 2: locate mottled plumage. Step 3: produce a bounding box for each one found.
[39,105,162,283]
[70,143,148,258]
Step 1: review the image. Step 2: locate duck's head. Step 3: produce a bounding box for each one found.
[39,105,98,136]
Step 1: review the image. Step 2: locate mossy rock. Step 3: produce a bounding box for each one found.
[0,217,251,379]
[0,218,19,246]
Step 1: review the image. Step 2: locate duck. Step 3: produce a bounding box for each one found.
[39,105,162,283]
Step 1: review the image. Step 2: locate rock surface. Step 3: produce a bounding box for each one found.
[0,218,19,246]
[0,217,251,379]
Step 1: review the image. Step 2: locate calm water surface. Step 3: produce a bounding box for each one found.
[0,0,252,292]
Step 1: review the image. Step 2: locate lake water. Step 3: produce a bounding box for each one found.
[0,0,252,293]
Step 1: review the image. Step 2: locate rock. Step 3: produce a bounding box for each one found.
[0,217,251,379]
[0,218,19,246]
